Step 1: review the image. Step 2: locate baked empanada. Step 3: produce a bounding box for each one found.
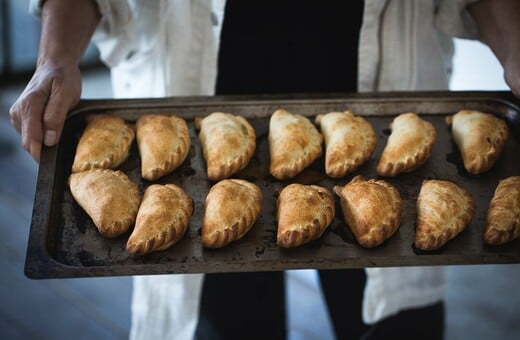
[377,113,436,177]
[127,184,193,256]
[447,110,509,174]
[72,114,135,173]
[202,179,262,248]
[195,112,256,181]
[334,176,403,248]
[137,114,190,181]
[276,183,335,248]
[415,180,474,251]
[316,111,377,178]
[484,176,520,245]
[68,169,140,238]
[269,109,322,180]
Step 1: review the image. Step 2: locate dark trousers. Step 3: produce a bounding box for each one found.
[197,1,444,338]
[194,269,444,340]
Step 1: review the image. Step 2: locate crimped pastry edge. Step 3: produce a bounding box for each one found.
[276,184,335,248]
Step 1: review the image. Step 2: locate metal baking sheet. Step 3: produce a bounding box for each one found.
[25,91,520,279]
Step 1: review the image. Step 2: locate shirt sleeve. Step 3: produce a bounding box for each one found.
[90,0,135,67]
[434,0,481,39]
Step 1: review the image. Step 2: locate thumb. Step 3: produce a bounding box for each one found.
[503,52,520,99]
[505,71,520,99]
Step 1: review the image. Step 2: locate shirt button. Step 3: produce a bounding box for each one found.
[210,11,219,26]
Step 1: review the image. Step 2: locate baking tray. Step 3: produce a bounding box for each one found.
[25,91,520,279]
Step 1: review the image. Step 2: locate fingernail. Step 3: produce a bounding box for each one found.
[44,130,57,146]
[30,142,41,163]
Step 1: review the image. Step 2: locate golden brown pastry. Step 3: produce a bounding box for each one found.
[72,114,135,173]
[447,110,509,174]
[269,109,322,180]
[316,111,377,178]
[194,112,256,181]
[484,176,520,245]
[334,176,403,248]
[136,114,190,181]
[126,184,193,256]
[415,180,474,251]
[276,183,335,248]
[202,179,262,248]
[68,169,140,238]
[377,113,436,177]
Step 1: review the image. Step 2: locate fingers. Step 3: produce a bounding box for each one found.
[9,85,49,163]
[9,65,81,163]
[503,51,520,99]
[21,104,44,163]
[505,71,520,99]
[42,78,80,147]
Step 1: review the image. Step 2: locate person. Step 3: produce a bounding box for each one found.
[10,0,520,339]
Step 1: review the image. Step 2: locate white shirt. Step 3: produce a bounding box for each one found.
[30,1,481,339]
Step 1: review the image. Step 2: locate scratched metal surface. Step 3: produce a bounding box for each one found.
[25,91,520,279]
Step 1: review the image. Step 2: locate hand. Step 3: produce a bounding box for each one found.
[503,51,520,98]
[468,0,520,98]
[9,62,81,162]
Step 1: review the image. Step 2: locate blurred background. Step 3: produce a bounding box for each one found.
[0,1,519,339]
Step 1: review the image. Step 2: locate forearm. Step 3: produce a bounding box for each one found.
[38,0,101,67]
[468,0,520,68]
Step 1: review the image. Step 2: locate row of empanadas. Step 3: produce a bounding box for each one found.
[72,112,257,182]
[68,170,263,253]
[72,110,510,184]
[283,176,519,249]
[278,176,473,251]
[68,168,519,257]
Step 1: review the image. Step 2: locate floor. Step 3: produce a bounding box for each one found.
[1,39,519,340]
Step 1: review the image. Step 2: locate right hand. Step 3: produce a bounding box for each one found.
[9,61,81,162]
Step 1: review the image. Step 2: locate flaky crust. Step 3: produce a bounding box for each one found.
[484,176,520,245]
[269,109,323,180]
[276,184,335,248]
[415,180,474,251]
[316,111,377,178]
[195,112,256,181]
[72,114,135,173]
[68,169,140,238]
[136,114,190,181]
[377,113,436,177]
[448,110,509,175]
[334,176,403,248]
[202,179,262,248]
[126,184,193,256]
